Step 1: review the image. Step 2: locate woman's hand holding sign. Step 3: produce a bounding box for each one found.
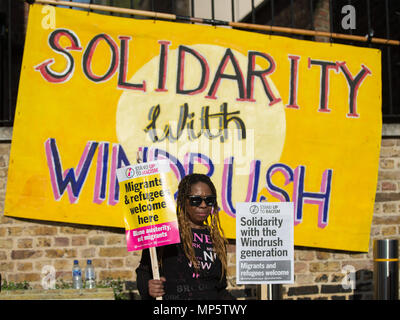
[148,276,166,298]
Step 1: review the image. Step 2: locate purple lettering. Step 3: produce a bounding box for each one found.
[93,142,109,204]
[292,165,333,228]
[45,138,98,203]
[183,152,214,177]
[265,163,293,202]
[108,143,130,206]
[221,157,261,217]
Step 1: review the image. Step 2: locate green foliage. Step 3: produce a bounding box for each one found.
[1,278,129,300]
[55,279,73,289]
[96,278,127,300]
[54,277,128,299]
[1,280,31,291]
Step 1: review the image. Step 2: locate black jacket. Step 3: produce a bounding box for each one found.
[136,228,235,300]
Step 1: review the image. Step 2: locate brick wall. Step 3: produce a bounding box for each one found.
[314,0,330,42]
[0,134,398,299]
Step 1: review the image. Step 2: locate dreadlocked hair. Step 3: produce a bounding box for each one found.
[176,173,228,280]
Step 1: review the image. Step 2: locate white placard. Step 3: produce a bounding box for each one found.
[116,159,171,183]
[236,202,294,284]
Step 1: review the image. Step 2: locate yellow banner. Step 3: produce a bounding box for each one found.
[5,4,381,251]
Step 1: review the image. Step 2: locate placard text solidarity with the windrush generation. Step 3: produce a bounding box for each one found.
[236,202,294,284]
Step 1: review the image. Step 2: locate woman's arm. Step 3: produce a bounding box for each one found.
[216,274,236,300]
[135,248,166,299]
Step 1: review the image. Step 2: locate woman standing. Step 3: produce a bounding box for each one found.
[136,173,234,300]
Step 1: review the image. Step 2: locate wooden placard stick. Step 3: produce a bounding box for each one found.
[136,149,162,300]
[149,246,162,301]
[261,284,268,300]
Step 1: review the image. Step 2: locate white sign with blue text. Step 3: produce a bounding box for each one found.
[236,202,294,284]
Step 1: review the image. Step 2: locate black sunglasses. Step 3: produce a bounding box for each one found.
[187,195,216,207]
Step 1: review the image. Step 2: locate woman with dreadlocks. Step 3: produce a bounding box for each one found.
[136,173,235,300]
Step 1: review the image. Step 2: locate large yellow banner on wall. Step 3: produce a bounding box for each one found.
[5,4,381,252]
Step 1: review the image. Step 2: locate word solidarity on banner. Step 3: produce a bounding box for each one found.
[5,4,381,252]
[116,160,180,251]
[236,202,294,284]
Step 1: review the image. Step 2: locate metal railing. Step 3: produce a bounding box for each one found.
[0,2,15,126]
[329,0,400,123]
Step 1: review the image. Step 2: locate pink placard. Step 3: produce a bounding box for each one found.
[125,221,180,251]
